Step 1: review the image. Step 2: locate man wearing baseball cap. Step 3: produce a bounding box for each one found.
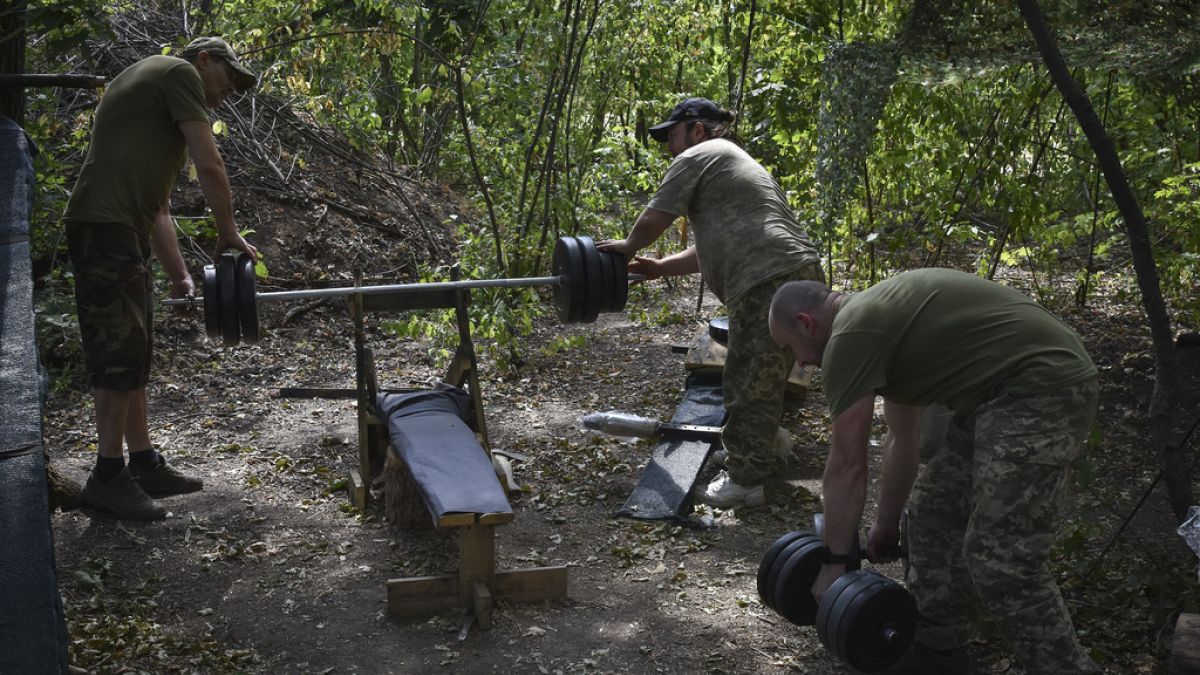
[601,97,824,509]
[63,37,259,520]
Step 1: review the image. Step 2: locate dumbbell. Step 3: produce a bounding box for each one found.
[758,531,917,673]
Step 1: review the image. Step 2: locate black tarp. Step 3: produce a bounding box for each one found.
[0,115,71,674]
[376,384,511,521]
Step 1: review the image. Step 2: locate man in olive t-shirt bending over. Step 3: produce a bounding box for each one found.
[600,97,823,509]
[768,269,1100,674]
[64,37,259,520]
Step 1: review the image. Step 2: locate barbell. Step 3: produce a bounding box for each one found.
[165,235,633,346]
[757,530,916,673]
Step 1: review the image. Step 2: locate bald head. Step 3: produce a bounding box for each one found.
[769,280,836,368]
[769,281,831,335]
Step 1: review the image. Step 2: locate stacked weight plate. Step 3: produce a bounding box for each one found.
[551,235,627,323]
[758,530,916,673]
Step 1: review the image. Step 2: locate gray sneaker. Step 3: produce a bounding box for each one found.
[695,470,765,508]
[128,460,203,497]
[82,468,166,521]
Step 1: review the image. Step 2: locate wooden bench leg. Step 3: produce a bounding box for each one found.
[470,582,493,629]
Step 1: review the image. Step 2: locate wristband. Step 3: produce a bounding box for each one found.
[821,546,858,565]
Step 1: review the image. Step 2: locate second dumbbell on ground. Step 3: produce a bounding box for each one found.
[757,530,916,673]
[167,235,634,346]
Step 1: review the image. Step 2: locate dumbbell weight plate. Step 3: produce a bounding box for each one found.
[610,250,628,312]
[552,236,586,323]
[816,568,874,664]
[818,570,916,673]
[772,537,827,625]
[596,243,615,313]
[762,534,822,613]
[203,264,220,340]
[217,254,240,346]
[839,576,916,672]
[576,236,603,323]
[236,254,259,343]
[757,531,809,606]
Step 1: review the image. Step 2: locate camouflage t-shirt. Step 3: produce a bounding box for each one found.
[65,55,209,237]
[646,139,820,304]
[821,268,1098,417]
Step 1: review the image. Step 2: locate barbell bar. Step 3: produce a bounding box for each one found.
[165,235,637,346]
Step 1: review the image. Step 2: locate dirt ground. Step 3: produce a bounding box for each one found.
[44,270,1192,674]
[46,278,846,674]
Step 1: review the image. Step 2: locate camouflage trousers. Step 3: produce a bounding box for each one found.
[905,377,1101,674]
[66,222,155,391]
[721,262,824,485]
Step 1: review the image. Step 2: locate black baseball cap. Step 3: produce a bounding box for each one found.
[648,97,727,141]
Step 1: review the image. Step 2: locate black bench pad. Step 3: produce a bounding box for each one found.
[376,384,511,520]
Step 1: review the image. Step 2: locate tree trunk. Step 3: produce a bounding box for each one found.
[1016,0,1188,521]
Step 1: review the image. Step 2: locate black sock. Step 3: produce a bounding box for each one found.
[95,456,126,482]
[129,448,162,470]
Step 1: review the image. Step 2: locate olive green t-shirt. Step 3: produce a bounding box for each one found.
[646,139,820,305]
[822,268,1097,417]
[64,55,209,237]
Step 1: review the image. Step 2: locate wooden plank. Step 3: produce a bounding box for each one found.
[458,525,496,585]
[491,566,569,602]
[276,387,357,399]
[348,469,367,510]
[471,582,494,629]
[437,512,478,528]
[683,326,811,396]
[478,511,515,526]
[386,574,460,615]
[1171,613,1200,674]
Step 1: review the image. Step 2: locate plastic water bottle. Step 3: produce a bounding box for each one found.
[580,411,662,438]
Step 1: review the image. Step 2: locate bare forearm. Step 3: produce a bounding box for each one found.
[876,402,922,529]
[150,210,187,282]
[195,161,236,237]
[653,246,700,276]
[822,395,875,554]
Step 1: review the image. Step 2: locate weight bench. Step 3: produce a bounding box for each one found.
[348,276,567,627]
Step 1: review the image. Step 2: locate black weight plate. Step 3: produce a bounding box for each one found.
[576,236,603,323]
[773,538,827,625]
[596,244,615,313]
[818,570,881,665]
[203,264,219,340]
[217,253,240,346]
[816,568,869,657]
[840,577,917,672]
[757,531,808,605]
[236,254,260,343]
[611,250,628,312]
[552,237,573,322]
[762,533,821,611]
[563,236,586,322]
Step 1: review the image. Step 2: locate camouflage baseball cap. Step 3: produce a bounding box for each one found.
[181,36,257,91]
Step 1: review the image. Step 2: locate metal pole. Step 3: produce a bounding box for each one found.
[164,274,565,307]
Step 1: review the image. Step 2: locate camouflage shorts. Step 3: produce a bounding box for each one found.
[721,262,825,484]
[66,222,154,391]
[905,377,1101,674]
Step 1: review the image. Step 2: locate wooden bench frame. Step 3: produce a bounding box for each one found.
[347,273,567,627]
